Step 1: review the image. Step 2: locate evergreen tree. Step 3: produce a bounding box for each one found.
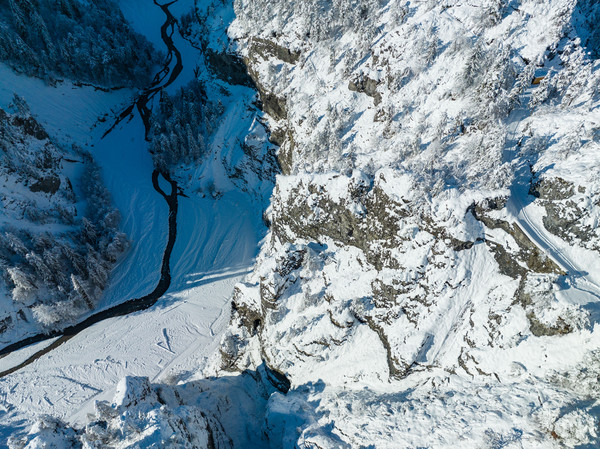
[8,266,36,302]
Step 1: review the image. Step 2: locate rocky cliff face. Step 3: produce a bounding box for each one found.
[5,1,600,447]
[213,0,600,446]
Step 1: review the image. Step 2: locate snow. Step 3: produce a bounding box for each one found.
[0,271,240,425]
[501,67,600,308]
[3,0,600,447]
[92,113,169,308]
[0,58,168,330]
[0,338,59,372]
[0,63,135,148]
[0,0,271,438]
[214,0,600,446]
[508,194,600,300]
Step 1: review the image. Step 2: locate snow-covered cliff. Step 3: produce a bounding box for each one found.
[215,0,600,446]
[4,0,600,448]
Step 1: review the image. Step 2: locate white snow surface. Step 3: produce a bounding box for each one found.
[0,0,273,443]
[3,0,600,448]
[215,0,600,447]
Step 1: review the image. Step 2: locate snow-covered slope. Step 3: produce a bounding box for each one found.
[3,0,600,448]
[0,97,129,344]
[0,0,276,445]
[211,0,600,447]
[0,0,164,345]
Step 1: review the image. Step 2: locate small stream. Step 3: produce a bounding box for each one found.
[0,0,186,378]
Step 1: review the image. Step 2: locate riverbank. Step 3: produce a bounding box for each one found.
[0,0,272,436]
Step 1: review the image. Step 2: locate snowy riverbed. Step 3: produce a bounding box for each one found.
[0,0,269,436]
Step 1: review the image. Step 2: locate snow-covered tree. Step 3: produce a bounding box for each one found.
[150,80,221,169]
[7,266,36,303]
[0,0,161,87]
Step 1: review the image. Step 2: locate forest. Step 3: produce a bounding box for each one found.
[0,99,128,329]
[149,80,224,170]
[0,0,160,87]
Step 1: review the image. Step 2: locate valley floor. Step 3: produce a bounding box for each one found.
[0,0,268,438]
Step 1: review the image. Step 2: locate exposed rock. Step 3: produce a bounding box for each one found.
[249,37,300,64]
[11,115,49,140]
[205,49,255,87]
[29,175,61,194]
[349,75,382,105]
[527,312,573,336]
[470,200,563,276]
[530,177,574,200]
[267,127,295,175]
[238,38,296,180]
[272,180,410,270]
[371,279,407,310]
[363,314,410,379]
[252,82,288,120]
[0,108,8,127]
[259,247,305,310]
[243,41,290,120]
[531,177,600,252]
[231,289,262,337]
[0,316,12,334]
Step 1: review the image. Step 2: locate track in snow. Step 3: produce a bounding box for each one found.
[507,180,600,302]
[504,68,600,303]
[0,170,180,378]
[0,0,186,376]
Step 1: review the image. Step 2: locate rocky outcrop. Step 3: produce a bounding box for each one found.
[531,177,600,252]
[10,115,49,140]
[246,74,288,121]
[205,49,255,87]
[248,37,300,65]
[271,178,410,270]
[29,175,61,194]
[470,199,564,277]
[348,75,382,105]
[241,38,299,175]
[242,39,297,121]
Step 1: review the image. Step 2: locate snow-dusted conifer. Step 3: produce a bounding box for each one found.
[8,266,35,302]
